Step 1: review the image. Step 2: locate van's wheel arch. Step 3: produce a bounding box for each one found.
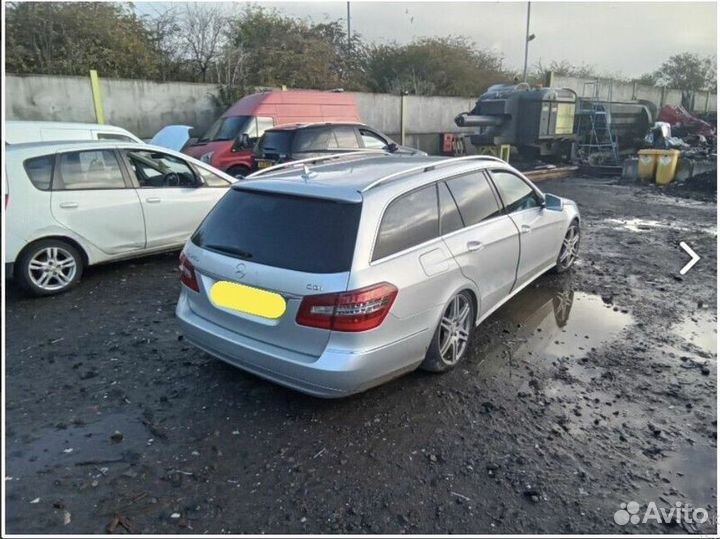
[15,238,85,296]
[421,290,476,373]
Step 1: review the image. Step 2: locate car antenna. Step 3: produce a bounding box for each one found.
[301,164,314,182]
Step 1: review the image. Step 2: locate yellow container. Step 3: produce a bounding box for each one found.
[654,149,681,185]
[637,149,661,180]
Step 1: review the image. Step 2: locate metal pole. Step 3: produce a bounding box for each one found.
[346,2,351,47]
[400,93,406,145]
[522,2,531,82]
[89,69,105,124]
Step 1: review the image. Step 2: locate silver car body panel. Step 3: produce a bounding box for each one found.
[177,154,581,397]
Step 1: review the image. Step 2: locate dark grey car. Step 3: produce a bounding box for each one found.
[253,122,425,171]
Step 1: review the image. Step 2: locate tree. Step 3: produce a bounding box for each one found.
[179,3,230,82]
[141,6,187,82]
[636,72,659,87]
[365,37,510,96]
[5,2,162,79]
[652,53,716,92]
[225,5,368,91]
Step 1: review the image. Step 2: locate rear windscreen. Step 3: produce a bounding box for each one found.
[258,131,292,155]
[192,188,362,273]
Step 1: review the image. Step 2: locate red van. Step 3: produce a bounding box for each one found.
[183,90,360,177]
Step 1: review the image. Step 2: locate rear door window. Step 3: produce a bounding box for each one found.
[192,189,362,273]
[445,172,502,226]
[24,155,55,190]
[57,150,126,190]
[332,126,361,149]
[293,128,332,152]
[373,185,439,261]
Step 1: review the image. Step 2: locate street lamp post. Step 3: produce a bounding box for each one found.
[522,2,534,82]
[347,2,351,47]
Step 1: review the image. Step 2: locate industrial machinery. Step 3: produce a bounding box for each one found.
[453,82,657,163]
[454,83,577,158]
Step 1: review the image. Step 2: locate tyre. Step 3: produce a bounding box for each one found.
[421,290,475,373]
[15,239,83,296]
[553,221,580,273]
[227,165,250,179]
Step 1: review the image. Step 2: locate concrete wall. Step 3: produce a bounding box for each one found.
[352,92,475,153]
[6,73,715,155]
[5,75,476,153]
[6,75,222,139]
[552,74,717,113]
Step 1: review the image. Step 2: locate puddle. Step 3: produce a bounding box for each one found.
[672,310,717,356]
[603,218,717,236]
[637,444,717,510]
[6,412,148,478]
[491,287,633,361]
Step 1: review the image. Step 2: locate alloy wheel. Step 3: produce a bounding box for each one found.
[438,293,472,366]
[558,224,580,269]
[27,246,78,292]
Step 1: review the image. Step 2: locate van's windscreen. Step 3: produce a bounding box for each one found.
[201,116,251,142]
[191,189,362,273]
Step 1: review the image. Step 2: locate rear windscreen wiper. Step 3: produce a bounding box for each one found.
[205,244,254,260]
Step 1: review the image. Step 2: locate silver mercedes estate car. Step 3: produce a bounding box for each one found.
[176,153,580,397]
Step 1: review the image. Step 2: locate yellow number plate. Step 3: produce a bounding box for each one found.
[210,281,286,319]
[257,159,272,169]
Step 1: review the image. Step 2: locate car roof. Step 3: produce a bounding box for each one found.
[6,140,155,155]
[269,121,366,131]
[5,120,135,132]
[239,154,514,203]
[6,140,238,183]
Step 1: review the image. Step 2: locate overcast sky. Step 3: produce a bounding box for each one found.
[136,1,717,78]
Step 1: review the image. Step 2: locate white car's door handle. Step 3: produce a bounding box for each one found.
[466,240,484,252]
[59,202,78,209]
[521,224,532,233]
[145,197,161,203]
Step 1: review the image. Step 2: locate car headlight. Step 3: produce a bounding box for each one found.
[201,151,214,163]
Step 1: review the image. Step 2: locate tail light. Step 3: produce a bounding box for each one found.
[179,253,199,292]
[4,194,8,209]
[296,282,398,332]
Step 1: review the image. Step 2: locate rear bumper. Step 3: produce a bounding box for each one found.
[176,292,429,398]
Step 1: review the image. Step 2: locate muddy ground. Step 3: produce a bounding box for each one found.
[4,176,717,534]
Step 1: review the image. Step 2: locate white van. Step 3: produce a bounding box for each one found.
[5,121,143,144]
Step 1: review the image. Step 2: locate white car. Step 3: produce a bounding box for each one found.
[5,121,143,144]
[4,141,236,296]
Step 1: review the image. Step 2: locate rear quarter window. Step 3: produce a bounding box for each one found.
[23,155,55,190]
[373,184,439,261]
[192,189,362,273]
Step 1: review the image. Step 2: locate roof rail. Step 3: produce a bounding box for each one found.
[245,150,390,179]
[361,154,508,192]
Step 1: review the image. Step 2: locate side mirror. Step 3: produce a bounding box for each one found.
[386,142,399,153]
[232,133,251,152]
[544,193,564,211]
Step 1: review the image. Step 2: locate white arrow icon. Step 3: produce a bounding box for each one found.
[679,241,700,275]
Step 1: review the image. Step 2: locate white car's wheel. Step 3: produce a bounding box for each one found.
[16,239,83,296]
